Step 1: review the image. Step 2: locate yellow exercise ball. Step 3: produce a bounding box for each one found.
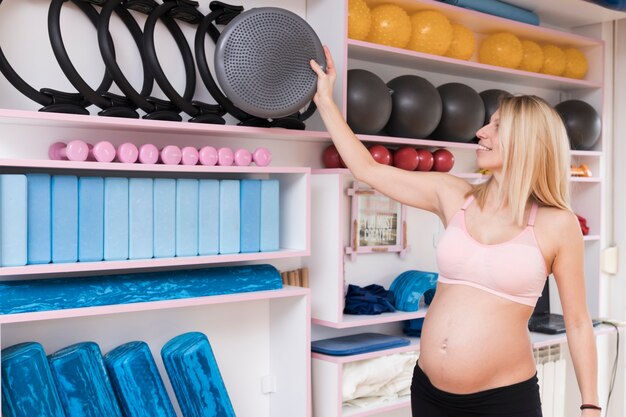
[519,40,543,72]
[407,10,453,56]
[348,0,372,41]
[563,47,588,79]
[445,23,475,60]
[366,4,412,48]
[540,44,566,76]
[478,32,523,69]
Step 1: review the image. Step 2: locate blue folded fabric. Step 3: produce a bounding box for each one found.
[344,284,396,315]
[1,342,65,417]
[311,333,410,356]
[161,332,236,417]
[104,341,176,417]
[439,0,540,25]
[48,342,122,417]
[0,264,282,315]
[586,0,626,11]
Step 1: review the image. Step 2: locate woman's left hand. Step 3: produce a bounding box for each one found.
[310,45,336,107]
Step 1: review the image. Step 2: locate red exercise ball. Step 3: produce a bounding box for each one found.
[369,145,393,165]
[432,149,455,172]
[322,144,345,168]
[393,146,420,171]
[416,149,434,171]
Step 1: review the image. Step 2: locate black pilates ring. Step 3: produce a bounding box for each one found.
[0,0,90,114]
[194,1,316,130]
[96,0,182,121]
[143,0,225,124]
[48,0,139,118]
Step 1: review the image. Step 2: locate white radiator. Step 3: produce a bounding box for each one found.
[535,345,566,417]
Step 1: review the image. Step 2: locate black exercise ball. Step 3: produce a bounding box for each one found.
[347,69,392,135]
[432,83,485,143]
[480,89,511,124]
[555,100,601,150]
[384,75,442,138]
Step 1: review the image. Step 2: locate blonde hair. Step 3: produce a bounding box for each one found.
[470,95,571,225]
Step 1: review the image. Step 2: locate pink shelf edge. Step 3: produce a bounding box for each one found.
[0,285,311,324]
[0,249,309,278]
[311,310,428,329]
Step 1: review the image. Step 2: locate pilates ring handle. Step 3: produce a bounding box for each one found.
[0,1,89,114]
[96,0,182,121]
[194,2,316,130]
[143,0,225,124]
[48,0,141,118]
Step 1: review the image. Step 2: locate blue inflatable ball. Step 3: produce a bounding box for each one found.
[555,100,601,150]
[347,69,392,135]
[432,83,485,143]
[385,75,442,138]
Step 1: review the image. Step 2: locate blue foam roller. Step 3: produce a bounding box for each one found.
[260,179,280,252]
[439,0,539,25]
[0,175,27,266]
[129,178,154,260]
[1,342,65,417]
[198,180,219,256]
[161,332,236,417]
[78,177,104,262]
[51,175,78,263]
[0,264,282,314]
[154,179,176,258]
[104,341,176,417]
[104,177,129,261]
[26,174,51,264]
[219,180,240,254]
[48,342,122,417]
[240,180,261,253]
[176,179,199,257]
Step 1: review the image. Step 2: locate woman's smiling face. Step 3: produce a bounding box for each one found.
[475,110,503,172]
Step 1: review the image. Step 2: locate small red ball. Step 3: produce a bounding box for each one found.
[393,146,420,171]
[322,144,345,168]
[432,148,455,172]
[369,145,393,165]
[415,149,434,172]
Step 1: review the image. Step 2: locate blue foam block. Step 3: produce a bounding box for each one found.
[104,177,129,261]
[78,177,104,262]
[240,179,261,253]
[51,175,78,263]
[129,178,154,260]
[176,179,199,257]
[198,179,219,256]
[161,332,236,417]
[104,341,176,417]
[26,174,51,264]
[1,342,65,417]
[311,333,411,356]
[260,179,280,252]
[153,179,176,258]
[0,175,27,267]
[0,264,282,314]
[48,342,123,417]
[219,180,240,254]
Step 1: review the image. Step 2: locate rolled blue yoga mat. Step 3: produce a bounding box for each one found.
[439,0,540,25]
[1,342,65,417]
[162,332,236,417]
[48,342,122,417]
[104,341,176,417]
[0,264,282,315]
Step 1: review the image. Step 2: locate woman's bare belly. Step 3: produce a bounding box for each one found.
[418,282,537,394]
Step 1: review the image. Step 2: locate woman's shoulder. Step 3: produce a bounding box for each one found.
[535,206,582,240]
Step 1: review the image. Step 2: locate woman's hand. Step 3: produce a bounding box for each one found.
[310,45,336,107]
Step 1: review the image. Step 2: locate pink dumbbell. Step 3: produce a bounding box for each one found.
[252,147,272,167]
[199,146,218,166]
[181,146,199,165]
[233,148,252,166]
[86,141,116,163]
[49,140,90,161]
[160,145,182,165]
[116,142,139,163]
[217,147,234,166]
[138,144,159,164]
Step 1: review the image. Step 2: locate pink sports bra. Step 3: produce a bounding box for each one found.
[436,196,547,307]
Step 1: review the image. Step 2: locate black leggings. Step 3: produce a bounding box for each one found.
[411,363,543,417]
